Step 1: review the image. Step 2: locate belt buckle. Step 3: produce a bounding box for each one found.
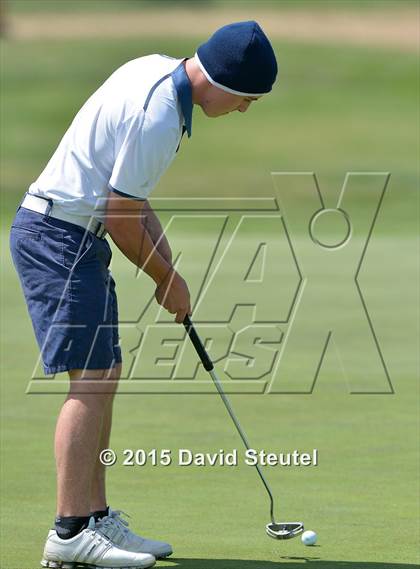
[87,217,106,239]
[95,224,107,239]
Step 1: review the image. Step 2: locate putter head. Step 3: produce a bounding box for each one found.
[266,522,304,540]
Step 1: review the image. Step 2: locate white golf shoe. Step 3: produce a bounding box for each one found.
[95,509,173,559]
[41,516,156,568]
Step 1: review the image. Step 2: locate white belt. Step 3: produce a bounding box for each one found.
[21,193,107,239]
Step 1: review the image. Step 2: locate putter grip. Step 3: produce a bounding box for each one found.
[183,315,214,371]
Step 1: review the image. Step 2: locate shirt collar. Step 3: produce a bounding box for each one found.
[172,59,193,138]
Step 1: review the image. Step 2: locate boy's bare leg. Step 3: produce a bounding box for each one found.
[55,366,120,517]
[89,363,122,512]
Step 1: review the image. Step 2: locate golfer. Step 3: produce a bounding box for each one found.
[10,21,277,569]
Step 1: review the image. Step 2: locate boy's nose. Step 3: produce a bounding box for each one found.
[237,101,251,113]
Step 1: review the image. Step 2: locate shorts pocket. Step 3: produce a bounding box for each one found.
[10,225,42,245]
[9,226,67,293]
[62,231,95,271]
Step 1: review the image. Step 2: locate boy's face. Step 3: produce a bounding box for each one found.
[200,86,261,117]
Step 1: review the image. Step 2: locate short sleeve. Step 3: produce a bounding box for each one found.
[109,109,180,200]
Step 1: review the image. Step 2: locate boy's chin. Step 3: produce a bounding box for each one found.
[201,106,229,118]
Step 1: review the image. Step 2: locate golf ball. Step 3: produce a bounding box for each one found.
[301,530,317,546]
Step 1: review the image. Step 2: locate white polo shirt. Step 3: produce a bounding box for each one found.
[28,54,193,220]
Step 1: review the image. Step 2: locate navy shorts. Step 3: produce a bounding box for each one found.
[10,206,122,374]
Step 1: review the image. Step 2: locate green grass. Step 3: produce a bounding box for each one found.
[1,230,418,567]
[0,29,419,569]
[1,37,418,233]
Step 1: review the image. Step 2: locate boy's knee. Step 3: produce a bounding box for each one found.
[67,366,121,398]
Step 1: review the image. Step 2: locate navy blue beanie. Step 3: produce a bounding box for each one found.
[196,21,278,96]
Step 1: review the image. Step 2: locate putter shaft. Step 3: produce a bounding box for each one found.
[183,315,276,524]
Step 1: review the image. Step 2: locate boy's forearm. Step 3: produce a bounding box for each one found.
[105,215,172,285]
[142,200,172,264]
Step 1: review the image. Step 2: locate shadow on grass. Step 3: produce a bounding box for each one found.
[166,560,417,569]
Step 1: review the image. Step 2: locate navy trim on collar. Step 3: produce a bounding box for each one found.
[143,72,172,112]
[172,60,193,138]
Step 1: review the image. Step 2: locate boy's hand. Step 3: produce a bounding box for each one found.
[155,269,191,323]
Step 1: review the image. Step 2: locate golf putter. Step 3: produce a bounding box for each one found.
[183,315,304,540]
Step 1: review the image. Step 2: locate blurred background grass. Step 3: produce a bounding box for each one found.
[1,1,418,232]
[0,1,419,567]
[4,0,417,13]
[6,0,243,12]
